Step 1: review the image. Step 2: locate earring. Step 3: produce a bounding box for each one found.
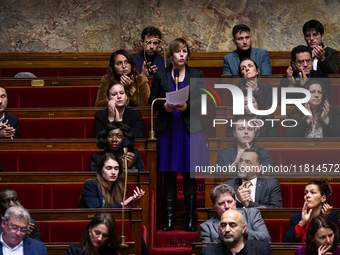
[89,232,91,236]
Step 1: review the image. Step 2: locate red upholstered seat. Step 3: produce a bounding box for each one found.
[37,221,132,243]
[265,220,290,242]
[0,184,49,209]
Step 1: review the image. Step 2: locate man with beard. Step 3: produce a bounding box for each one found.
[201,210,272,254]
[132,26,171,76]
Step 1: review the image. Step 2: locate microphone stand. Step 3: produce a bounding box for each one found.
[143,38,168,73]
[120,145,129,248]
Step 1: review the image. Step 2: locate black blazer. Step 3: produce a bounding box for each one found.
[1,112,19,139]
[283,210,339,242]
[285,105,340,137]
[201,239,273,255]
[94,107,144,138]
[148,64,204,134]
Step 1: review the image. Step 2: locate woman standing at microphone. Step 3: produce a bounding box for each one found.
[148,38,209,232]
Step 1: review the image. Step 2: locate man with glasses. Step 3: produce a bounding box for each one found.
[280,45,331,101]
[303,20,339,74]
[0,205,47,254]
[0,188,41,241]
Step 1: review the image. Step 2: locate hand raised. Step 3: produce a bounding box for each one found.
[321,101,330,125]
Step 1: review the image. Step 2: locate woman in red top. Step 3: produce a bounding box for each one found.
[283,180,338,242]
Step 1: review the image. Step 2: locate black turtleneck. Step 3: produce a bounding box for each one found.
[237,48,251,62]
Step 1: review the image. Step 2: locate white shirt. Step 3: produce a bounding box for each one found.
[313,58,318,71]
[0,232,24,255]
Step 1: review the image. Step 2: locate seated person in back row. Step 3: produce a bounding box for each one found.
[0,187,41,241]
[132,26,171,76]
[0,85,19,139]
[90,122,145,172]
[303,20,339,74]
[223,24,272,75]
[94,82,143,138]
[200,184,271,243]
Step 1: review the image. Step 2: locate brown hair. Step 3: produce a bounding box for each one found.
[168,38,190,62]
[107,49,139,83]
[96,153,125,207]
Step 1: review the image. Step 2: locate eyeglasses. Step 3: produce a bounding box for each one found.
[6,223,28,234]
[296,59,311,65]
[1,197,19,205]
[305,33,320,39]
[115,60,130,67]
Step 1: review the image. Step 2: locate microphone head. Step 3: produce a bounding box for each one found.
[122,137,129,148]
[174,69,179,77]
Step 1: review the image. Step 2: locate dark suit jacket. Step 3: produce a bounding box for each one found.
[0,236,47,255]
[216,145,273,172]
[148,64,205,133]
[0,215,41,241]
[79,179,123,209]
[223,47,272,75]
[316,45,340,74]
[94,107,144,138]
[224,176,282,208]
[90,148,145,172]
[283,209,339,243]
[201,239,273,255]
[200,208,271,243]
[132,52,171,74]
[1,112,19,139]
[279,70,331,103]
[285,105,340,137]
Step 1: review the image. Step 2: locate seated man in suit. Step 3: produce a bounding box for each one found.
[216,116,273,172]
[0,187,41,241]
[303,20,339,74]
[0,85,19,139]
[0,205,47,255]
[223,24,272,75]
[132,26,171,76]
[280,45,331,101]
[201,209,272,255]
[224,148,282,208]
[200,184,271,243]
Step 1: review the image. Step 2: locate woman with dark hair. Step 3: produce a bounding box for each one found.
[64,212,120,255]
[229,58,273,106]
[90,122,145,172]
[80,153,144,208]
[94,82,144,138]
[285,79,340,137]
[283,180,338,243]
[226,89,279,137]
[95,49,150,107]
[148,38,209,232]
[296,216,340,255]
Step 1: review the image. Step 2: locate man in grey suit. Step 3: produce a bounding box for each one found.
[200,184,271,243]
[223,24,272,75]
[224,148,282,208]
[201,209,272,255]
